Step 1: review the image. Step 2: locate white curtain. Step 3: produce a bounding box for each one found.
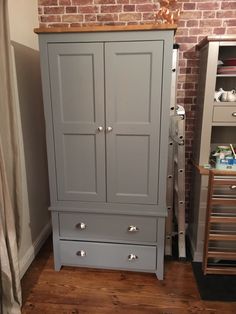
[0,0,22,313]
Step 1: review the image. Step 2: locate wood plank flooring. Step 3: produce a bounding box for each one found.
[21,239,236,314]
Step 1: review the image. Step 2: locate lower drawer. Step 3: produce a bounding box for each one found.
[59,240,156,271]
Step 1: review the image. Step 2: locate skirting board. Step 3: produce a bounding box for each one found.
[19,221,51,279]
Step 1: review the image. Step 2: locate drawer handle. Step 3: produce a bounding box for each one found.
[232,112,236,117]
[127,225,139,232]
[230,185,236,190]
[128,253,138,261]
[76,250,86,257]
[76,222,87,230]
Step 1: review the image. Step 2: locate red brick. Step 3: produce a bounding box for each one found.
[85,14,97,22]
[226,27,236,34]
[117,0,129,3]
[217,11,236,18]
[62,14,83,22]
[101,5,122,13]
[221,1,236,10]
[59,0,71,4]
[142,13,155,20]
[197,2,220,10]
[200,19,222,27]
[176,28,188,36]
[41,15,61,22]
[213,27,226,35]
[39,0,58,5]
[38,7,43,15]
[189,27,212,36]
[97,14,118,21]
[136,4,154,12]
[94,0,115,3]
[181,11,202,20]
[203,11,215,19]
[186,20,198,27]
[119,13,142,21]
[130,0,150,3]
[79,6,99,13]
[123,5,135,12]
[224,20,236,27]
[44,6,64,14]
[59,0,71,5]
[48,23,69,27]
[72,0,92,4]
[183,3,195,10]
[66,6,77,13]
[175,36,198,44]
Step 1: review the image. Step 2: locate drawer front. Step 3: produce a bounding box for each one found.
[213,106,236,123]
[59,212,157,242]
[213,176,236,199]
[60,240,156,271]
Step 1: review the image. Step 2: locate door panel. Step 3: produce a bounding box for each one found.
[48,43,106,201]
[105,41,163,204]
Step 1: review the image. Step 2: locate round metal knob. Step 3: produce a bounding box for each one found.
[128,253,138,261]
[127,225,139,232]
[106,126,113,133]
[232,112,236,117]
[76,222,87,230]
[97,126,104,132]
[76,250,86,257]
[230,185,236,190]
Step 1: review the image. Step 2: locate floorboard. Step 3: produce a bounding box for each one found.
[21,239,236,314]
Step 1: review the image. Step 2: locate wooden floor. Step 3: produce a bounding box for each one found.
[21,239,236,314]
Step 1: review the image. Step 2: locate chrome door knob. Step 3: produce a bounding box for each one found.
[230,185,236,190]
[128,253,138,261]
[232,112,236,117]
[106,126,113,132]
[76,250,86,257]
[76,222,87,230]
[97,126,104,132]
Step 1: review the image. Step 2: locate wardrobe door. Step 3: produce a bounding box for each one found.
[105,41,163,204]
[48,43,106,202]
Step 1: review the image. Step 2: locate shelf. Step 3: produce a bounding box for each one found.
[208,251,236,260]
[209,233,236,241]
[216,74,236,77]
[205,267,236,275]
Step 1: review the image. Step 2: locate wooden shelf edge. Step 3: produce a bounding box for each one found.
[208,251,236,260]
[197,35,236,50]
[192,161,236,176]
[34,24,177,34]
[205,266,236,275]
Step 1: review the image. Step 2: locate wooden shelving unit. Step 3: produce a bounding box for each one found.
[203,170,236,275]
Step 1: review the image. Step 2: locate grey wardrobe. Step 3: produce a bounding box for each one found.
[36,25,176,280]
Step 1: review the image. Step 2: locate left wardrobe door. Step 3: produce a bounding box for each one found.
[48,43,106,202]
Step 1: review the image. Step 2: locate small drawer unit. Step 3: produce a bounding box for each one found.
[59,212,157,243]
[59,241,157,271]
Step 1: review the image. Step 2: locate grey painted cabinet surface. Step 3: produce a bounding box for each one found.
[38,28,174,279]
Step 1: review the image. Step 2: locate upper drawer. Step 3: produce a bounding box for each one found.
[59,212,157,243]
[213,106,236,123]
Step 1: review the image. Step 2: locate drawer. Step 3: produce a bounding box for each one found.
[213,106,236,123]
[212,177,236,199]
[59,240,156,271]
[59,212,157,242]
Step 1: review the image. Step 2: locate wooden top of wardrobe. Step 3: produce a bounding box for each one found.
[34,23,177,34]
[197,35,236,50]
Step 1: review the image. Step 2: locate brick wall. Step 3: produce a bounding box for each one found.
[38,0,236,214]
